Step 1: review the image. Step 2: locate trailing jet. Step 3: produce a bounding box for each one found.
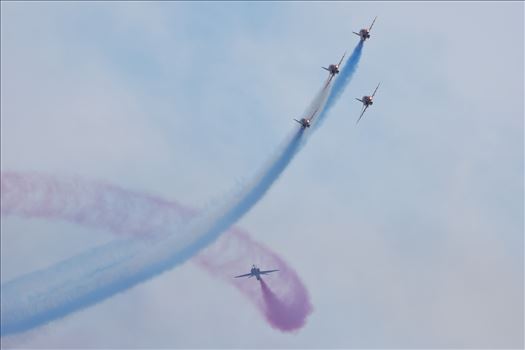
[294,118,311,128]
[353,17,377,42]
[294,107,320,129]
[356,82,380,124]
[322,52,346,85]
[234,265,279,281]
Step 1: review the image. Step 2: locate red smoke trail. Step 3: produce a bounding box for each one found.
[259,279,310,332]
[196,229,313,332]
[0,171,192,237]
[1,171,312,332]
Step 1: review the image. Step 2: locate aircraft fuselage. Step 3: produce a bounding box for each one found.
[234,265,279,281]
[327,64,340,74]
[250,267,262,280]
[294,118,311,128]
[362,96,373,106]
[359,29,371,41]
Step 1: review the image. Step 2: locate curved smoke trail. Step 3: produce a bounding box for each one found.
[196,229,313,332]
[0,171,191,236]
[1,172,312,332]
[0,128,304,336]
[1,41,363,336]
[0,126,308,336]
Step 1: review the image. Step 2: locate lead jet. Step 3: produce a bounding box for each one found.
[294,107,320,129]
[234,265,279,281]
[322,52,346,86]
[353,17,377,42]
[355,82,380,124]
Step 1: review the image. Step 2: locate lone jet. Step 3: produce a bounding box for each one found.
[294,107,320,129]
[322,52,346,85]
[356,82,380,124]
[353,17,377,42]
[234,265,279,281]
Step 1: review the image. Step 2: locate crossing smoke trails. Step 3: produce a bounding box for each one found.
[1,171,313,332]
[1,41,363,336]
[0,124,308,337]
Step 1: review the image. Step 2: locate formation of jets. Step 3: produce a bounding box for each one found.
[234,265,279,281]
[237,19,381,283]
[290,16,380,130]
[351,17,380,122]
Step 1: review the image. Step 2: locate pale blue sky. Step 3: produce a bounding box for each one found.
[1,1,523,348]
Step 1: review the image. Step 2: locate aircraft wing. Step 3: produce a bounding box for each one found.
[259,269,279,275]
[369,16,377,31]
[234,273,253,278]
[356,105,368,124]
[338,52,347,66]
[372,82,380,97]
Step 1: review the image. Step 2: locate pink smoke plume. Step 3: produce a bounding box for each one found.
[259,279,310,331]
[1,171,313,332]
[196,229,313,332]
[0,171,192,236]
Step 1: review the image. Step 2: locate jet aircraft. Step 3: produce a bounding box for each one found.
[355,82,380,124]
[234,265,279,281]
[294,118,311,128]
[322,52,346,85]
[353,17,377,42]
[294,107,320,129]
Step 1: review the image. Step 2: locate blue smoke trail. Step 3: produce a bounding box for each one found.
[1,41,364,336]
[195,129,306,250]
[1,130,307,336]
[313,40,364,130]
